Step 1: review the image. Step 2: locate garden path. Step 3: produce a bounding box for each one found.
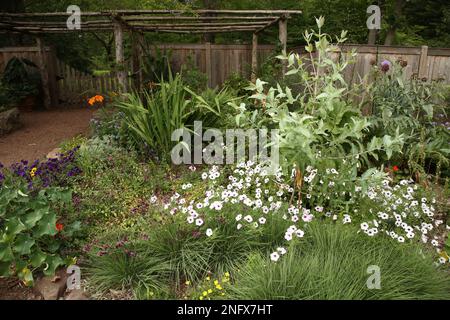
[0,108,94,166]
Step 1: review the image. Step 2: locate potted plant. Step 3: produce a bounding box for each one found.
[2,57,42,112]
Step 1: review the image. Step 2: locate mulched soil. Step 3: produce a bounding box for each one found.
[0,107,95,166]
[0,278,42,300]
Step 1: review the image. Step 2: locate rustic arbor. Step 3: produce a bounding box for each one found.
[0,9,301,107]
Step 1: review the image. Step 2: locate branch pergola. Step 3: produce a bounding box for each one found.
[0,9,301,107]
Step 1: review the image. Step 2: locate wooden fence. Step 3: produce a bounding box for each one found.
[55,60,124,106]
[0,46,59,106]
[328,44,450,87]
[152,43,450,90]
[153,43,276,88]
[1,43,450,108]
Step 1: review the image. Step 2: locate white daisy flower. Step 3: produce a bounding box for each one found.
[270,252,280,262]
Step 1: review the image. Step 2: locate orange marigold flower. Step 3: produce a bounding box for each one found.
[88,95,104,106]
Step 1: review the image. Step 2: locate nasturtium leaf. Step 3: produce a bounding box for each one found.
[13,234,35,255]
[33,212,57,237]
[49,188,72,203]
[4,217,26,236]
[43,255,64,277]
[0,261,12,276]
[23,208,47,228]
[63,221,81,237]
[46,241,61,253]
[0,243,14,262]
[30,249,47,268]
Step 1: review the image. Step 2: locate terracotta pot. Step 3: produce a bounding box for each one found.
[17,95,36,112]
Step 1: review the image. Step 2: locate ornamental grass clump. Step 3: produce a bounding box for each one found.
[228,223,450,300]
[85,245,171,299]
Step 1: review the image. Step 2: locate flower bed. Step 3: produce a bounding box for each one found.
[1,19,449,300]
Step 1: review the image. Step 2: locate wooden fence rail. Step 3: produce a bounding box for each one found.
[1,43,450,108]
[56,59,124,106]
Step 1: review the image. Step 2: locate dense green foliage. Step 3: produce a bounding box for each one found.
[369,60,450,178]
[0,156,82,285]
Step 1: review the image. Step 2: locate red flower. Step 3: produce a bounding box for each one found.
[56,223,64,232]
[392,165,399,172]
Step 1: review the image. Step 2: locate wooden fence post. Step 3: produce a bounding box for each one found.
[251,33,258,83]
[278,17,287,77]
[205,42,212,88]
[132,32,144,93]
[114,19,128,93]
[48,45,59,107]
[418,45,429,80]
[36,38,51,109]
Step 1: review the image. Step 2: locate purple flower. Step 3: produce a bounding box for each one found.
[381,60,391,73]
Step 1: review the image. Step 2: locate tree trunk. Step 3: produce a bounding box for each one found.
[384,0,404,45]
[202,0,216,43]
[368,29,377,45]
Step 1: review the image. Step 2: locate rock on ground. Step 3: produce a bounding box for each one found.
[34,269,68,300]
[65,289,89,300]
[0,107,21,136]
